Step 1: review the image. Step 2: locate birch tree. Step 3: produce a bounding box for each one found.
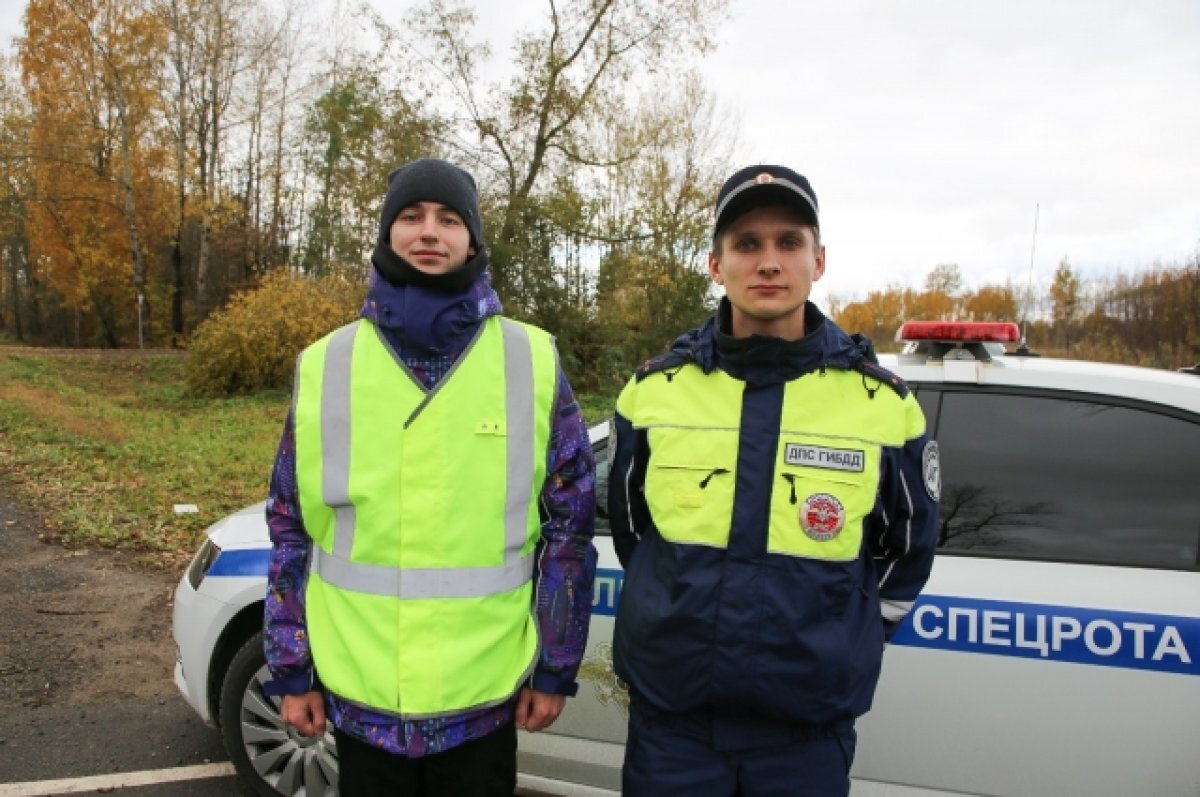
[411,0,727,315]
[20,0,170,346]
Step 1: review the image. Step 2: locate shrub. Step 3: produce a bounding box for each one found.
[186,268,364,396]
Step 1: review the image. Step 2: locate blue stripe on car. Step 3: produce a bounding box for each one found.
[207,556,1198,678]
[891,594,1199,676]
[209,548,271,577]
[591,568,623,616]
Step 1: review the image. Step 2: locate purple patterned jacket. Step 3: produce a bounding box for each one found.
[263,269,597,757]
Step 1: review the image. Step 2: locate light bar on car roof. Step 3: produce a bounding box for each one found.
[897,321,1021,343]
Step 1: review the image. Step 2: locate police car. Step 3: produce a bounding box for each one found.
[172,321,1200,797]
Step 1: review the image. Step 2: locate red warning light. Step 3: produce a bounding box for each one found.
[897,321,1021,343]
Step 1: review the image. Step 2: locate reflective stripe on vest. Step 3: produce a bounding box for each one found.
[619,363,923,561]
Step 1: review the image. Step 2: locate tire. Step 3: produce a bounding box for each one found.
[219,631,339,797]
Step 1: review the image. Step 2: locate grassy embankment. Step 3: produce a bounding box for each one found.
[0,348,614,570]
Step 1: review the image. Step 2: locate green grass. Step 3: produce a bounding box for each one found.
[0,350,286,568]
[0,349,617,569]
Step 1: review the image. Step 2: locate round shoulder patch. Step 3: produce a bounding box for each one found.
[922,440,941,501]
[799,493,846,542]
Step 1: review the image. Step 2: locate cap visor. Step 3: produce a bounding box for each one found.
[716,184,818,232]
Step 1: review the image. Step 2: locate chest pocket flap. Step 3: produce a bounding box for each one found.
[645,426,738,549]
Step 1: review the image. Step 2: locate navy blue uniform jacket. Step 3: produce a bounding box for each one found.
[608,301,939,731]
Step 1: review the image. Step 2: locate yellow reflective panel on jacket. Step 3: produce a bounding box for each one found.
[293,317,557,717]
[771,367,921,561]
[620,368,742,549]
[622,363,924,562]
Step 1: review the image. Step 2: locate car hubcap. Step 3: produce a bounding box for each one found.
[240,663,339,796]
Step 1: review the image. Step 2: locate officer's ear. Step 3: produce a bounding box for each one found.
[708,249,724,286]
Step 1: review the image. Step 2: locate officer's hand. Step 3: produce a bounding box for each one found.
[514,687,565,733]
[281,691,326,738]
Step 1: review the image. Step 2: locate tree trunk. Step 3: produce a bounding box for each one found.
[5,233,25,341]
[114,98,149,348]
[171,228,184,345]
[196,221,210,311]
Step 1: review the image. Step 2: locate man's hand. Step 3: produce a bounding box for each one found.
[514,687,566,733]
[281,691,326,737]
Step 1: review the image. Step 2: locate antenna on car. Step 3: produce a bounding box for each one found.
[1011,204,1041,357]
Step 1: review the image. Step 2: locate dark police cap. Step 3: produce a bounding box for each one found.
[713,165,819,235]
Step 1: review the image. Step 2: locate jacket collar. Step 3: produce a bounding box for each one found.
[360,267,502,355]
[639,298,869,384]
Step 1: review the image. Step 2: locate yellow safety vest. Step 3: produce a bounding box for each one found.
[617,363,925,561]
[294,316,557,717]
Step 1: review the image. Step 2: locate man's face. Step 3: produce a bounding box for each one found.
[388,201,474,274]
[709,204,825,340]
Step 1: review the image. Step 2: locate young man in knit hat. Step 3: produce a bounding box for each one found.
[263,158,597,796]
[608,165,939,796]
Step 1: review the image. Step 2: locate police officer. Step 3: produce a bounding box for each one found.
[608,165,939,796]
[264,158,597,796]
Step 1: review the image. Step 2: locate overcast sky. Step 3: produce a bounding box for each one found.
[3,0,1198,304]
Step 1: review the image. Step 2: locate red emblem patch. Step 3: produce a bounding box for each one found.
[800,493,845,542]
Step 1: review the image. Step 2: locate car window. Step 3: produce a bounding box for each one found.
[913,386,940,432]
[933,389,1200,570]
[593,437,610,535]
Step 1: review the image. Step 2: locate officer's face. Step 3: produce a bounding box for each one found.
[389,202,475,273]
[709,205,825,340]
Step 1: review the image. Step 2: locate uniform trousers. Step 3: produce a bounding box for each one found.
[333,723,516,797]
[622,694,856,797]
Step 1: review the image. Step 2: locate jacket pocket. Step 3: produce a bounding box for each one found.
[769,462,872,562]
[643,426,738,549]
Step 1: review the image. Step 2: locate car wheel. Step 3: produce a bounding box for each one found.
[219,632,339,797]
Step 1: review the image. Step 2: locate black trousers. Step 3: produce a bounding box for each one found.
[333,723,517,797]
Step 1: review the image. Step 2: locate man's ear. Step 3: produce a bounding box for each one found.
[708,250,724,285]
[813,244,826,282]
[468,246,477,257]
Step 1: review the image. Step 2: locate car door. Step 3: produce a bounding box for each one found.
[516,429,627,794]
[852,386,1200,796]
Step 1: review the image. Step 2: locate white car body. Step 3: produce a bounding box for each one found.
[174,337,1200,797]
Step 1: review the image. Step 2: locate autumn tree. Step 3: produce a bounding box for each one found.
[911,263,962,320]
[833,274,1021,351]
[833,300,878,339]
[0,55,33,340]
[185,0,293,314]
[83,0,168,345]
[1093,261,1200,367]
[1049,259,1081,353]
[832,287,905,348]
[963,284,1018,321]
[299,64,436,273]
[410,0,728,324]
[231,4,301,286]
[591,74,731,387]
[925,262,963,296]
[20,0,172,347]
[154,0,203,341]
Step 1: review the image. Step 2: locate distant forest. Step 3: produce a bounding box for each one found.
[828,261,1200,371]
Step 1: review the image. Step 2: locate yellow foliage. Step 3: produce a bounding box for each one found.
[20,0,174,341]
[185,269,364,396]
[836,302,876,336]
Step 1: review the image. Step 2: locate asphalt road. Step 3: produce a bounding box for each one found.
[0,492,251,796]
[0,492,563,797]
